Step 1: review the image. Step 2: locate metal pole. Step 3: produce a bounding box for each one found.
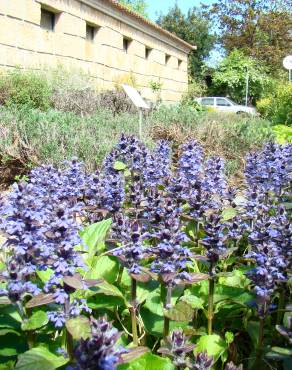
[245,69,249,106]
[139,109,143,139]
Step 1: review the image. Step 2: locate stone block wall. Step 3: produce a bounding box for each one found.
[0,0,191,103]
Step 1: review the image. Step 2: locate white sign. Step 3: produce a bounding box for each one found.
[283,55,292,70]
[122,84,149,109]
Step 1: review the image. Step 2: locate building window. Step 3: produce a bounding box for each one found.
[40,8,55,31]
[165,54,171,65]
[123,37,132,53]
[145,47,152,60]
[178,59,182,69]
[86,23,97,41]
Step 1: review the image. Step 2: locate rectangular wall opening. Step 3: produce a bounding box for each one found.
[40,8,55,31]
[86,23,98,41]
[165,54,171,65]
[145,46,152,60]
[123,37,132,53]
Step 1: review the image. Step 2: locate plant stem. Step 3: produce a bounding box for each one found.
[130,278,138,346]
[117,265,124,286]
[276,288,285,325]
[196,221,200,247]
[207,277,215,335]
[253,317,265,370]
[25,307,35,349]
[64,298,74,360]
[163,284,172,339]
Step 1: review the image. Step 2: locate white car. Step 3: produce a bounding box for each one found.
[195,97,257,116]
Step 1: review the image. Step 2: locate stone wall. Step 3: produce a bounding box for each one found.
[0,0,191,103]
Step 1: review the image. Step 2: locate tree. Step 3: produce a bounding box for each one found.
[210,0,292,71]
[210,49,271,104]
[157,5,215,78]
[119,0,148,18]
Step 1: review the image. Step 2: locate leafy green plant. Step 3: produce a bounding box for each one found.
[272,125,292,144]
[211,49,271,104]
[0,69,52,110]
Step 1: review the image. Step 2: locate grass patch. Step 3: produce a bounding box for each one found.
[0,104,274,188]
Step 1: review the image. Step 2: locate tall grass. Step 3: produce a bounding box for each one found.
[0,104,274,187]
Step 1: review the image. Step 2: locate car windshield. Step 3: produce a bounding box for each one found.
[225,98,238,105]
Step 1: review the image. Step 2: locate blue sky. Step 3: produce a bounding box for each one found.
[147,0,214,21]
[146,0,223,66]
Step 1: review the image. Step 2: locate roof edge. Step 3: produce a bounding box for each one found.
[108,0,197,51]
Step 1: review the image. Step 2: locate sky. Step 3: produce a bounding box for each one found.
[147,0,214,21]
[146,0,223,66]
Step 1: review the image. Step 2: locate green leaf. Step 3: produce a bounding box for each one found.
[113,161,127,171]
[0,328,21,336]
[0,347,19,357]
[143,290,163,316]
[136,281,160,304]
[164,301,194,322]
[247,321,260,347]
[118,352,175,370]
[140,308,189,337]
[21,311,48,331]
[36,269,53,283]
[87,294,124,309]
[65,316,91,340]
[194,334,228,362]
[85,255,119,284]
[80,218,112,260]
[16,347,68,370]
[267,346,292,357]
[180,295,204,310]
[221,207,237,221]
[0,332,27,357]
[90,280,125,301]
[225,331,234,345]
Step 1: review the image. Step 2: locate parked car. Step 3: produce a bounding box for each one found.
[195,97,257,115]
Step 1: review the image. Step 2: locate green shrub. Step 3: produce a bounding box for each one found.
[257,82,292,124]
[0,69,52,110]
[256,97,272,118]
[272,83,292,124]
[272,124,292,144]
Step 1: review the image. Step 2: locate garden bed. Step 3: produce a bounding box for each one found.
[0,135,291,370]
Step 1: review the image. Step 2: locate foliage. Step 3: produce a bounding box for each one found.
[119,0,149,18]
[0,105,274,188]
[211,49,271,104]
[257,82,292,124]
[180,79,207,108]
[209,0,292,71]
[272,125,292,144]
[0,136,291,370]
[0,69,52,110]
[157,4,215,78]
[113,72,137,90]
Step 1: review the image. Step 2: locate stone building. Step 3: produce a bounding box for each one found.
[0,0,196,103]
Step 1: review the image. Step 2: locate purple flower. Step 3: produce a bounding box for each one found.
[47,311,66,328]
[72,316,127,370]
[158,329,195,368]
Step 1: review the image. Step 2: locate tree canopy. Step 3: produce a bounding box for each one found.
[209,0,292,71]
[157,5,215,78]
[119,0,148,18]
[210,49,271,104]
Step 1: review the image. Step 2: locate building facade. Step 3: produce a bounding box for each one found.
[0,0,195,103]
